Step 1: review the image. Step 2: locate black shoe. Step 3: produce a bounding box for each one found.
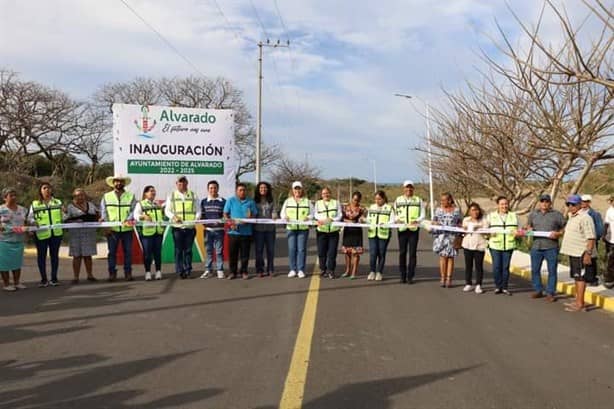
[329,273,336,279]
[494,288,503,294]
[407,279,414,285]
[179,273,186,279]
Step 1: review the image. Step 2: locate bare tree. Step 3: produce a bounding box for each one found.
[0,69,91,176]
[503,0,613,90]
[270,155,322,204]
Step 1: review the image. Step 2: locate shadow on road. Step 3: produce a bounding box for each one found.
[254,365,482,409]
[0,350,221,409]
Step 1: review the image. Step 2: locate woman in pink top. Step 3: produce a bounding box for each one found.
[461,203,489,294]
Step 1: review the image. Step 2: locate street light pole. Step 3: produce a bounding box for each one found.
[394,93,435,219]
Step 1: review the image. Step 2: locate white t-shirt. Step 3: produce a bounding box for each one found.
[605,206,614,244]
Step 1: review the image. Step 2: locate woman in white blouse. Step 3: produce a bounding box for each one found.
[461,203,489,294]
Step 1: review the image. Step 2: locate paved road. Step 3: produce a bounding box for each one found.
[2,230,614,409]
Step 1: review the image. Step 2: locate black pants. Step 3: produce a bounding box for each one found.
[463,249,485,285]
[317,231,339,274]
[398,229,420,281]
[228,234,251,275]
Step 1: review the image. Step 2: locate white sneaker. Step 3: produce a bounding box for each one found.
[145,272,152,281]
[3,285,16,292]
[298,271,306,278]
[155,271,162,280]
[217,271,225,279]
[475,285,483,294]
[200,270,211,279]
[463,284,473,292]
[288,270,297,278]
[15,283,27,289]
[375,272,383,281]
[367,272,375,281]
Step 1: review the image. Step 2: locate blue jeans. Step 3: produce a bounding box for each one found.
[530,247,558,295]
[140,233,162,272]
[172,228,196,274]
[490,249,513,290]
[35,235,62,282]
[369,237,390,273]
[287,230,309,272]
[107,231,133,275]
[205,229,225,272]
[254,230,275,273]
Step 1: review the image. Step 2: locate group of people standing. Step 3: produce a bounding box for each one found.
[1,175,613,312]
[429,191,614,313]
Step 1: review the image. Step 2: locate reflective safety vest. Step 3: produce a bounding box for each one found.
[316,199,340,233]
[32,198,63,240]
[394,195,422,232]
[170,190,196,228]
[139,200,165,236]
[285,197,310,231]
[487,211,518,251]
[367,204,393,240]
[104,191,135,232]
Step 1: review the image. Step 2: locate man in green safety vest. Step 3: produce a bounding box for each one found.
[165,175,201,279]
[100,174,137,282]
[393,180,425,284]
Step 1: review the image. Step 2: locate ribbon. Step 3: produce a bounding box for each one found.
[1,218,553,238]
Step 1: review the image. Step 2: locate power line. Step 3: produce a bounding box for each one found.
[119,0,206,77]
[208,0,256,44]
[273,0,289,40]
[249,0,271,40]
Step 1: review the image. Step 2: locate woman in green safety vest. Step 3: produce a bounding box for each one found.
[315,187,342,279]
[486,196,521,295]
[134,185,165,281]
[28,182,65,287]
[281,181,314,279]
[366,190,395,282]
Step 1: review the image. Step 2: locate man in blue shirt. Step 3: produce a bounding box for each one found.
[223,183,258,279]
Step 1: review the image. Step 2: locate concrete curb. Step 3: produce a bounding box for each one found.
[485,251,614,313]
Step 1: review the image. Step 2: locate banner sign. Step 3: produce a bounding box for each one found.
[112,103,237,199]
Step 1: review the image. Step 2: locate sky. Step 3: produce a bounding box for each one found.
[0,0,596,184]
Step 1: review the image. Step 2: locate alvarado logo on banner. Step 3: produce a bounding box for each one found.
[112,103,237,200]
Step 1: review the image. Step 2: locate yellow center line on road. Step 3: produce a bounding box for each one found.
[279,271,321,409]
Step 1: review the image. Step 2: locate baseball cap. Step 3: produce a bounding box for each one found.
[292,181,303,189]
[580,194,592,202]
[538,194,551,202]
[403,180,414,187]
[566,194,582,205]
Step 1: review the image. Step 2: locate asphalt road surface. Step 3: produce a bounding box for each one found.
[2,230,614,409]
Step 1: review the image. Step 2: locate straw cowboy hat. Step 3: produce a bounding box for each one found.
[105,174,132,188]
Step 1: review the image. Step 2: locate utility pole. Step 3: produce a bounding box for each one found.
[256,39,289,183]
